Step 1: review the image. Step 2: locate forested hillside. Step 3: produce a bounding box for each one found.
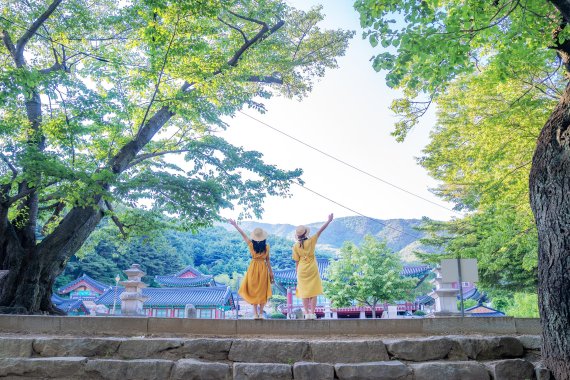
[56,216,432,289]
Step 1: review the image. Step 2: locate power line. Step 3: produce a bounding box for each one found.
[294,181,422,240]
[238,110,464,217]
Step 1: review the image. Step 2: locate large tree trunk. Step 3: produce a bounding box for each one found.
[529,82,570,380]
[0,204,104,314]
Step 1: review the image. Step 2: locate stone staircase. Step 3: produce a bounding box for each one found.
[0,334,550,380]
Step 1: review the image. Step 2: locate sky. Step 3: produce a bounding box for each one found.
[219,1,458,226]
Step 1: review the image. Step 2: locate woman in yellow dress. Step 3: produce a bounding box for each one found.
[229,219,274,319]
[293,213,333,320]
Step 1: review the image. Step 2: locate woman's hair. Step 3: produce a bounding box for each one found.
[252,239,267,254]
[297,233,308,248]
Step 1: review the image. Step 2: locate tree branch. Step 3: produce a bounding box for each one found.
[104,200,127,238]
[1,30,17,61]
[0,153,18,180]
[248,75,283,84]
[14,0,63,66]
[218,16,248,43]
[127,149,193,169]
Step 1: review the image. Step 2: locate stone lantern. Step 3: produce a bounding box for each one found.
[119,264,149,316]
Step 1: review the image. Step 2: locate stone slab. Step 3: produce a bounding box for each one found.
[0,315,61,334]
[518,335,542,350]
[236,319,330,336]
[310,340,389,363]
[334,361,412,380]
[410,361,490,380]
[515,318,541,335]
[386,337,458,362]
[176,338,233,360]
[0,337,33,358]
[452,336,524,360]
[170,358,231,380]
[0,357,87,378]
[148,318,237,336]
[117,338,183,359]
[293,362,334,380]
[33,337,120,358]
[229,339,309,363]
[423,317,517,335]
[62,316,149,336]
[233,363,292,380]
[84,358,174,380]
[486,359,536,380]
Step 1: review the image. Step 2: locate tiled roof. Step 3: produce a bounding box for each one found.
[458,287,488,302]
[51,294,88,313]
[95,286,233,307]
[154,275,215,287]
[273,259,432,285]
[465,304,505,317]
[416,295,435,305]
[174,265,205,277]
[57,274,111,294]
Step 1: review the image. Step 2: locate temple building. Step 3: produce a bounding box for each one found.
[273,258,433,318]
[54,265,235,318]
[96,285,235,318]
[154,265,216,287]
[57,273,111,300]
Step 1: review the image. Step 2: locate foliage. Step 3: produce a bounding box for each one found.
[268,294,287,313]
[0,0,353,268]
[324,235,415,317]
[489,291,540,318]
[354,0,566,293]
[55,226,334,289]
[457,298,478,311]
[354,0,561,140]
[413,310,426,316]
[269,312,286,319]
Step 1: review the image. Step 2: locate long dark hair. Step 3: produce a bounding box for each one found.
[252,239,267,254]
[297,233,308,248]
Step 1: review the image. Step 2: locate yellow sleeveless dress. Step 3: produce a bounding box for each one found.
[292,235,323,298]
[238,242,272,304]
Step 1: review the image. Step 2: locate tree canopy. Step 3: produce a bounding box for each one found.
[0,0,353,315]
[324,235,415,318]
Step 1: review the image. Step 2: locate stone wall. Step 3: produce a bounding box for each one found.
[0,335,548,379]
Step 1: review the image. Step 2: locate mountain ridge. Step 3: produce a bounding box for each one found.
[221,216,436,262]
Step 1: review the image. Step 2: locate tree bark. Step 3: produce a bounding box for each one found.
[529,82,570,380]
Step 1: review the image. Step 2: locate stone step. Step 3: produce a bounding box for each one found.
[0,357,550,380]
[0,335,540,363]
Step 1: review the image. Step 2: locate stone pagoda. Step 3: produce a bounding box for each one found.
[119,264,149,316]
[428,268,461,317]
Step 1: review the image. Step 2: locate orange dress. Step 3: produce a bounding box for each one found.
[292,235,323,298]
[238,242,272,304]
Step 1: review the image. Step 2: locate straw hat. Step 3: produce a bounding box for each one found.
[295,225,310,238]
[250,227,268,242]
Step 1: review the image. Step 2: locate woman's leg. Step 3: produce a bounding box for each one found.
[259,303,265,318]
[310,297,317,317]
[252,304,258,318]
[302,298,310,317]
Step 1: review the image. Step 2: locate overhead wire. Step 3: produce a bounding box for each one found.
[1,13,440,241]
[294,182,423,240]
[238,110,463,217]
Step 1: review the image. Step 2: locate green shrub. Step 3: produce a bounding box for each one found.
[413,310,426,316]
[270,312,287,319]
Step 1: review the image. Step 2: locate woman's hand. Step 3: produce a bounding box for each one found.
[270,273,275,284]
[327,213,334,223]
[227,218,238,227]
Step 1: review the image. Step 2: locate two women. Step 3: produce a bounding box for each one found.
[229,213,334,320]
[229,219,274,319]
[293,213,333,319]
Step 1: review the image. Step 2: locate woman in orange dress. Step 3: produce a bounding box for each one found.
[293,213,333,320]
[229,219,274,319]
